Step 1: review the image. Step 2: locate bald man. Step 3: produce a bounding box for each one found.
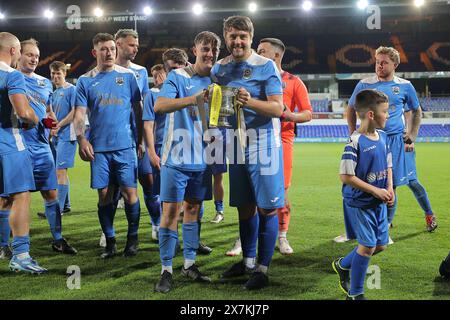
[0,32,47,273]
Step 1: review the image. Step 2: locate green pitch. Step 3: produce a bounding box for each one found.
[0,143,449,300]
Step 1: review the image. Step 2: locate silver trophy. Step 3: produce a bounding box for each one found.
[208,84,238,128]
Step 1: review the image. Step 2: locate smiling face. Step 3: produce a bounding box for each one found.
[19,44,39,74]
[193,41,220,71]
[93,40,116,69]
[50,68,66,87]
[224,28,252,61]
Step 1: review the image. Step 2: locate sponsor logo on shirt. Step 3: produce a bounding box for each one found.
[363,145,376,153]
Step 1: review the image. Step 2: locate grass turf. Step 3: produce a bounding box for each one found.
[0,143,449,300]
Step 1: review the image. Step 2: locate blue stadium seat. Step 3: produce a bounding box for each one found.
[297,124,450,138]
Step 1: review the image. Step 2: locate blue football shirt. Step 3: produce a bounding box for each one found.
[158,65,211,171]
[75,65,142,152]
[128,62,149,145]
[143,87,166,147]
[128,62,149,97]
[0,61,28,154]
[340,130,393,208]
[52,83,76,142]
[21,73,53,146]
[211,50,283,152]
[348,76,420,136]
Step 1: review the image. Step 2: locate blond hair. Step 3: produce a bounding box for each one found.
[375,46,400,65]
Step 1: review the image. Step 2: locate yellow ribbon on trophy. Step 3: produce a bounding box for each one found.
[208,84,222,127]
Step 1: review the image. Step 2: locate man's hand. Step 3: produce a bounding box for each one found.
[387,187,395,207]
[50,123,62,137]
[155,72,166,86]
[236,88,251,107]
[403,132,414,145]
[137,144,145,160]
[405,142,415,152]
[149,153,161,171]
[281,106,295,122]
[78,138,94,162]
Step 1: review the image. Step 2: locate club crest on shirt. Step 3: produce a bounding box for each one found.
[116,77,124,85]
[59,92,64,97]
[37,79,46,87]
[243,68,252,80]
[134,72,140,80]
[392,86,400,94]
[282,82,287,89]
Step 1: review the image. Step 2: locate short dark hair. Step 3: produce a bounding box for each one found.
[162,48,189,65]
[150,64,164,74]
[49,61,68,73]
[92,33,114,47]
[260,38,285,53]
[114,29,138,41]
[355,89,389,117]
[194,31,221,48]
[223,16,254,38]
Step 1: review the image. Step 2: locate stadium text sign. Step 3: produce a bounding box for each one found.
[66,5,147,30]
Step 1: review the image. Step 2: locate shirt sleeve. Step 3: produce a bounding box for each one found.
[293,76,313,112]
[7,71,27,96]
[141,69,150,97]
[210,63,219,83]
[264,60,283,97]
[348,81,365,108]
[69,86,76,111]
[159,71,179,99]
[339,137,358,175]
[75,78,88,108]
[405,82,420,111]
[143,91,156,121]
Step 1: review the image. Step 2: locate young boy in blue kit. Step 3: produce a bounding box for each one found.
[333,89,395,300]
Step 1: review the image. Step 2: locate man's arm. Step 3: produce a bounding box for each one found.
[236,89,283,118]
[143,120,160,170]
[154,93,203,114]
[133,101,145,158]
[284,77,313,123]
[74,106,94,161]
[55,109,75,129]
[386,167,395,206]
[347,106,357,135]
[404,107,422,144]
[9,93,39,125]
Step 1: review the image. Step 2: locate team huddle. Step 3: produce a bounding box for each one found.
[0,15,437,299]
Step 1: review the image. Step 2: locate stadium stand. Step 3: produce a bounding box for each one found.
[420,97,450,112]
[296,124,450,139]
[310,99,330,113]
